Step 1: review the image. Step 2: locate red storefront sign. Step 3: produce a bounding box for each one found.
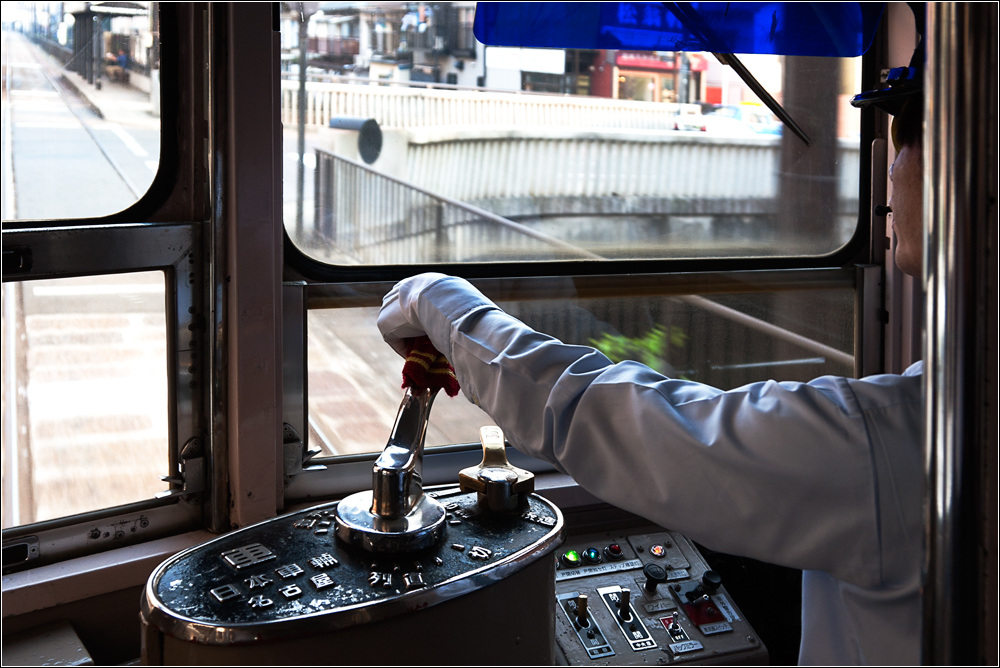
[615,51,709,72]
[616,51,675,71]
[688,53,709,72]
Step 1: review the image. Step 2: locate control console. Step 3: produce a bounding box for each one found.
[555,528,767,665]
[140,393,563,664]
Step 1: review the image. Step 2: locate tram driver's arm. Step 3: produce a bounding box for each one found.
[376,272,911,588]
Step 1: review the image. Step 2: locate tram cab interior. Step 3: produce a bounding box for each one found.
[1,3,995,665]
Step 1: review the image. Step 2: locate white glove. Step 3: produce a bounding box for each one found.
[376,272,452,358]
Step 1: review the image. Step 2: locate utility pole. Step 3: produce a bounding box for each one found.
[776,56,840,249]
[294,4,321,238]
[296,3,310,239]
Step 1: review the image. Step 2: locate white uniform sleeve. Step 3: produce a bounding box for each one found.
[380,274,919,588]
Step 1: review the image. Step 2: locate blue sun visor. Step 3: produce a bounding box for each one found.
[473,2,885,57]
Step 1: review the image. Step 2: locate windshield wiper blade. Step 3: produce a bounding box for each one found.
[712,51,811,146]
[663,2,811,145]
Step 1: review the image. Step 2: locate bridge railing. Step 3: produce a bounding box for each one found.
[311,149,598,265]
[281,79,702,130]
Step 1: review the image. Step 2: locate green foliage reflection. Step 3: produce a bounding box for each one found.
[590,325,688,377]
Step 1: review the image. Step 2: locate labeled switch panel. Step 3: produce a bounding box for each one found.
[597,585,656,651]
[554,528,767,665]
[558,592,615,660]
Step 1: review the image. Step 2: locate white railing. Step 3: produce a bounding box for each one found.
[281,80,702,130]
[398,127,860,205]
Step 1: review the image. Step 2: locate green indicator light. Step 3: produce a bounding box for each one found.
[562,550,581,567]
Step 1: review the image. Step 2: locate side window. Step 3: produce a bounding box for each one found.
[2,273,169,527]
[3,4,203,562]
[278,3,866,469]
[2,4,162,220]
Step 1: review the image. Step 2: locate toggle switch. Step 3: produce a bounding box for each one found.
[618,588,632,621]
[576,594,589,627]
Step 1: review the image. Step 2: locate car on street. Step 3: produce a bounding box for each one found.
[673,102,782,137]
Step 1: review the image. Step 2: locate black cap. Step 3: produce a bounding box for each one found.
[850,3,924,116]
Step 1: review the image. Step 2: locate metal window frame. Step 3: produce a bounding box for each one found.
[1,222,205,566]
[0,4,213,568]
[278,10,891,509]
[281,267,860,505]
[282,43,880,284]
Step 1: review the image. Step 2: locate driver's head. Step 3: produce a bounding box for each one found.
[850,5,925,277]
[851,86,924,276]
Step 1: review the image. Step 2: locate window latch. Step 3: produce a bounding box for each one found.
[157,437,205,498]
[2,246,33,275]
[283,423,325,487]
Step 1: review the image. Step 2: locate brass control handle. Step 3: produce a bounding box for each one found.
[458,426,534,512]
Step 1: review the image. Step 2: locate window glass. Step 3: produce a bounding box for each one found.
[308,308,495,456]
[306,283,854,459]
[1,4,161,222]
[1,272,168,528]
[280,3,863,266]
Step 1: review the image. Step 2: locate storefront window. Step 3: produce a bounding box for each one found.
[660,75,676,102]
[619,72,656,101]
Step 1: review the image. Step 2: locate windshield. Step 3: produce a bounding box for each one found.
[280,4,863,265]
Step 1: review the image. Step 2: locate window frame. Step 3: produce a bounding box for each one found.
[0,222,205,564]
[281,265,867,504]
[282,44,880,284]
[1,4,211,569]
[279,28,886,500]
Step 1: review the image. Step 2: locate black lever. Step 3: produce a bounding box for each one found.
[643,562,668,592]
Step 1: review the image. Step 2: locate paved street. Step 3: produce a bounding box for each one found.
[307,307,494,455]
